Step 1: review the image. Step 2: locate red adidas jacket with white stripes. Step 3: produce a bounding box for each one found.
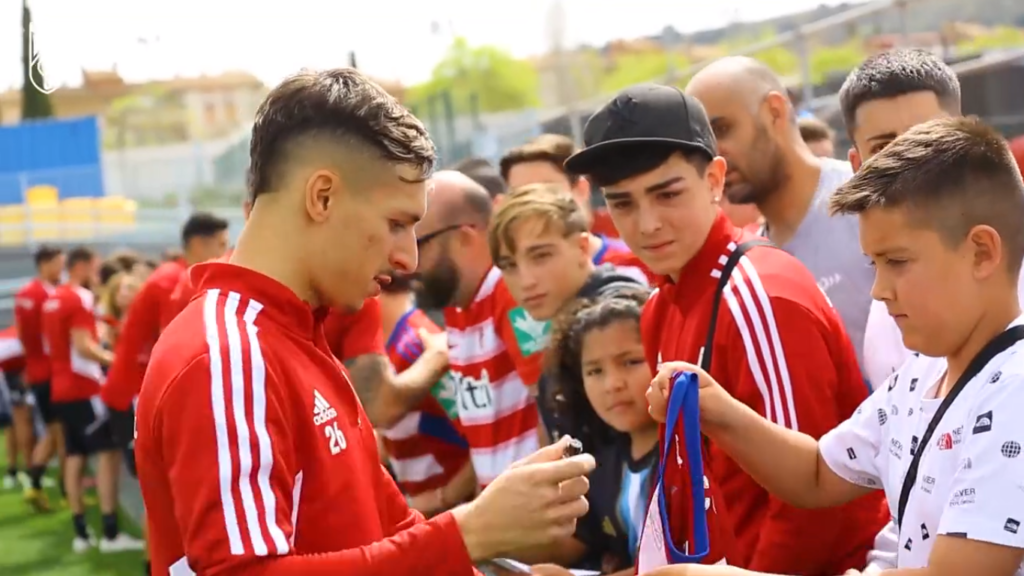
[135,262,477,576]
[102,259,184,411]
[641,211,886,574]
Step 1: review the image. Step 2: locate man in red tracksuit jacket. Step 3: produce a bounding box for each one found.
[102,212,229,417]
[135,68,595,576]
[565,84,886,574]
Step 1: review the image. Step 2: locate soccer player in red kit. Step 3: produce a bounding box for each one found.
[44,246,142,552]
[15,245,64,509]
[565,85,884,574]
[135,68,595,576]
[102,213,229,437]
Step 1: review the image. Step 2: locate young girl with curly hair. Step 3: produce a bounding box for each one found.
[527,288,658,576]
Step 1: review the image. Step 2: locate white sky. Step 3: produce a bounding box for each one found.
[1,0,856,91]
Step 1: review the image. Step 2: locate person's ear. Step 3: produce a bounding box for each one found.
[705,157,727,202]
[305,170,338,223]
[849,147,862,172]
[765,91,790,128]
[967,225,1004,281]
[577,232,591,267]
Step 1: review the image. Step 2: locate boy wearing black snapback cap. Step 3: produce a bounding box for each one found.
[566,84,885,574]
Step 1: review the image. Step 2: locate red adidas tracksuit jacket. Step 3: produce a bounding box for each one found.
[641,211,886,574]
[135,262,477,575]
[101,259,184,411]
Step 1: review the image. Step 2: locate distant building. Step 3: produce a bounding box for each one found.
[0,69,405,147]
[0,69,266,146]
[864,22,994,54]
[0,70,131,124]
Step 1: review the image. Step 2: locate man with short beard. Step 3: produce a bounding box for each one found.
[415,170,545,488]
[686,57,872,375]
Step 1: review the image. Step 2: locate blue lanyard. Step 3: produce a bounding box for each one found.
[655,371,710,563]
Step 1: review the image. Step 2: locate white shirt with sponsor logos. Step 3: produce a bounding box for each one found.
[820,316,1024,571]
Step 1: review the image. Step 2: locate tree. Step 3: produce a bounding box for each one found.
[598,50,692,93]
[957,26,1024,53]
[719,27,866,86]
[105,86,187,148]
[406,37,540,115]
[21,0,54,120]
[809,38,867,84]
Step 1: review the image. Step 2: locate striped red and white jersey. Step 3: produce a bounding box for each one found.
[444,268,539,488]
[639,210,884,573]
[135,262,477,575]
[381,307,469,496]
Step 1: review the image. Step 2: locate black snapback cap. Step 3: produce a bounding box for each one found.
[564,84,717,175]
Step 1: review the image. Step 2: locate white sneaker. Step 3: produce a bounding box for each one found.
[72,535,96,553]
[99,533,145,553]
[1,475,16,490]
[16,471,32,490]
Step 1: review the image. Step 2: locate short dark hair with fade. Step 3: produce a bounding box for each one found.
[66,246,96,270]
[499,134,580,185]
[33,245,62,267]
[585,143,710,189]
[839,48,960,134]
[181,211,229,246]
[830,116,1024,275]
[248,68,436,199]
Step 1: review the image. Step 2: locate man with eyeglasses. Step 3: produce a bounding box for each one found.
[414,170,545,489]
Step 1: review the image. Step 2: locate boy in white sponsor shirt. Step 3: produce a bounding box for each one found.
[643,117,1024,576]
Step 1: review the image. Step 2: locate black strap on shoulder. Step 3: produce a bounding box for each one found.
[700,239,774,372]
[896,324,1024,530]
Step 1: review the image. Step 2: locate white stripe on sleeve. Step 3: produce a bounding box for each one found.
[223,291,268,556]
[202,289,245,555]
[722,258,797,429]
[242,298,290,555]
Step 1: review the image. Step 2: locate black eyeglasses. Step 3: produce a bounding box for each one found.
[417,224,469,248]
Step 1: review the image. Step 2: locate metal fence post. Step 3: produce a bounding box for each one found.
[796,30,816,112]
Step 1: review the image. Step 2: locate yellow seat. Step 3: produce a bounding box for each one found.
[0,204,28,246]
[59,197,97,239]
[24,184,59,206]
[95,196,137,231]
[24,200,61,242]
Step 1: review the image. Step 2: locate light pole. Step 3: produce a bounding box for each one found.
[547,0,582,146]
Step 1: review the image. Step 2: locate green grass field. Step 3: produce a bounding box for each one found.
[0,431,146,575]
